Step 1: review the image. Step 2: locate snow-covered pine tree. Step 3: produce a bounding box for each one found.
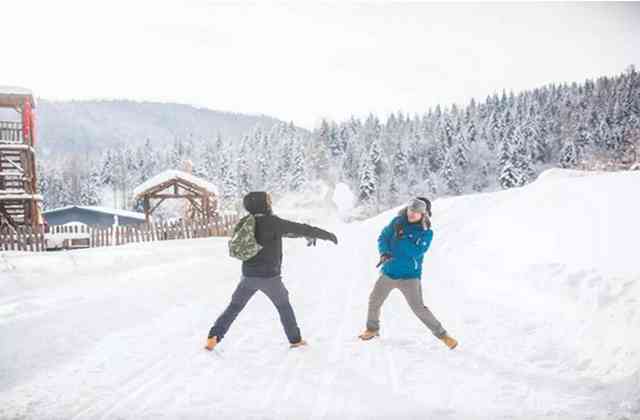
[290,137,307,192]
[219,152,238,210]
[358,150,376,203]
[441,153,461,194]
[389,140,409,204]
[499,160,521,189]
[79,164,102,206]
[511,126,534,185]
[236,136,251,198]
[560,141,578,168]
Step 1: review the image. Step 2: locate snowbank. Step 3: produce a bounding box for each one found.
[1,168,638,419]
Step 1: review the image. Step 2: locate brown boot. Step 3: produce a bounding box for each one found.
[290,339,308,348]
[204,336,219,351]
[440,334,458,350]
[358,330,380,341]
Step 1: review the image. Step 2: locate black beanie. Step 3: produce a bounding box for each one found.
[243,191,271,215]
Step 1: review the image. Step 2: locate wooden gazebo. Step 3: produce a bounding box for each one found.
[133,169,219,224]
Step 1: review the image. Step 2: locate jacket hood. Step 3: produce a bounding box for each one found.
[243,191,272,215]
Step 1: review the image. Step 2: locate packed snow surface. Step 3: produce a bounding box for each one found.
[1,169,639,419]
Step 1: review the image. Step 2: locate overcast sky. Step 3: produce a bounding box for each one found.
[4,1,640,128]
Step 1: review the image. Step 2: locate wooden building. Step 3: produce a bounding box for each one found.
[0,86,42,229]
[43,205,146,227]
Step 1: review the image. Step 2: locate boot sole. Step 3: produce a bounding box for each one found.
[358,333,380,341]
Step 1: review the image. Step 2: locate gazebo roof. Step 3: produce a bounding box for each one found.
[133,170,219,198]
[0,86,36,108]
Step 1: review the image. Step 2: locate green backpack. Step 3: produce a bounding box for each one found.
[228,215,263,261]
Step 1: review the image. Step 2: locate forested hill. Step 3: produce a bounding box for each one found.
[35,67,640,216]
[35,99,287,156]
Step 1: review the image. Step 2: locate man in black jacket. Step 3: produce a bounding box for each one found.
[206,191,338,350]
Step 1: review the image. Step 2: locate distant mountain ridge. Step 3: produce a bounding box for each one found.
[34,99,288,156]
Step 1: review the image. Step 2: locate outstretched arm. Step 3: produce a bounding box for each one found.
[277,217,338,244]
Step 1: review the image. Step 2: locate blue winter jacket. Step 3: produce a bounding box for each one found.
[378,213,434,280]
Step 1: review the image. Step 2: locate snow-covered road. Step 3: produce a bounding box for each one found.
[1,169,639,419]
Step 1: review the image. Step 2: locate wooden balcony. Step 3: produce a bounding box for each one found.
[0,121,24,144]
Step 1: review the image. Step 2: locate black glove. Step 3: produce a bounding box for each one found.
[325,232,338,245]
[310,228,338,245]
[376,253,393,268]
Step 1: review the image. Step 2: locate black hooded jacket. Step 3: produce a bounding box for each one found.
[241,192,335,277]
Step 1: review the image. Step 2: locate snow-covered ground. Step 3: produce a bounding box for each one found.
[1,169,639,419]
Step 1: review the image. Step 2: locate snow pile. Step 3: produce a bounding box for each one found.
[1,168,638,419]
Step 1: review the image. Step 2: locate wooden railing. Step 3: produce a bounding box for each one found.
[0,214,240,252]
[0,121,23,144]
[0,225,46,251]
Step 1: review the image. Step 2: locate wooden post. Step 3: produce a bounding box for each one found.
[16,227,23,251]
[144,196,150,225]
[32,226,38,252]
[9,229,15,251]
[183,219,190,239]
[28,226,35,252]
[41,225,46,251]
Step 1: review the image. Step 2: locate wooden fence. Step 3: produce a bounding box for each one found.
[0,214,240,252]
[0,225,46,251]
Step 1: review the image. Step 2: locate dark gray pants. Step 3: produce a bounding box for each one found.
[366,274,447,338]
[209,275,301,344]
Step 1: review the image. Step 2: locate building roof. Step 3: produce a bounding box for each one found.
[133,169,219,198]
[43,205,146,220]
[0,86,36,108]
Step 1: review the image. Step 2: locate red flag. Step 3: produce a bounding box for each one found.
[22,99,32,144]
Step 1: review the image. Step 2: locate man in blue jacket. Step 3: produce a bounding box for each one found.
[359,197,458,349]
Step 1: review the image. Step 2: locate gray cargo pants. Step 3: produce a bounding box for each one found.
[209,275,301,344]
[366,274,447,338]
